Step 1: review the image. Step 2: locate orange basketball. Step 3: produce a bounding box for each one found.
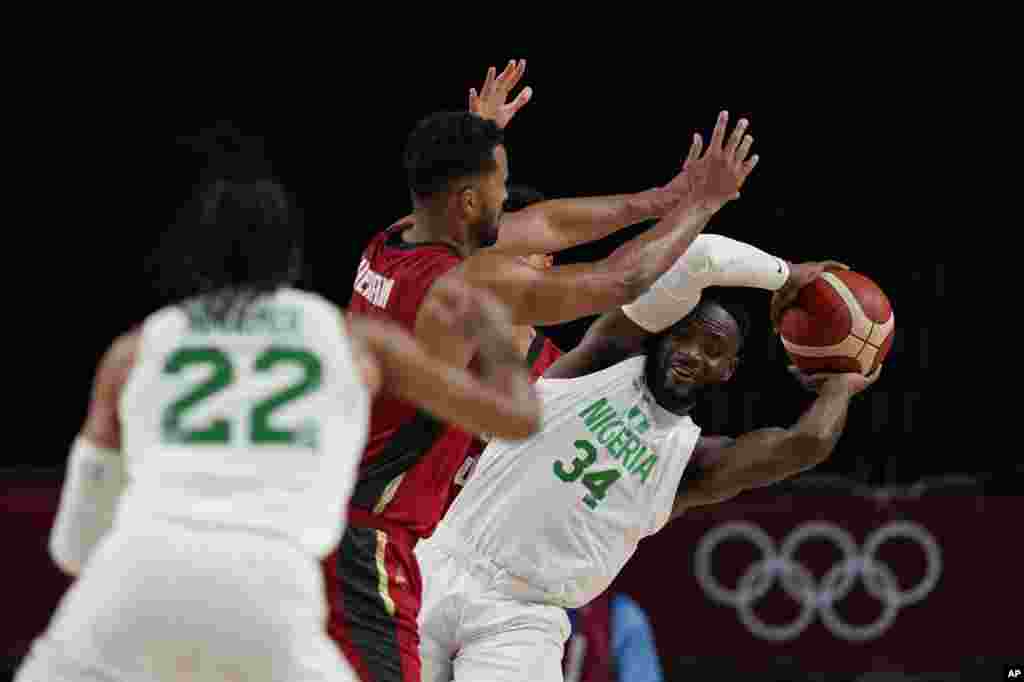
[779,269,895,375]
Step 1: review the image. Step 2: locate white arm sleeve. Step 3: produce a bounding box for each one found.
[621,234,791,332]
[49,437,128,576]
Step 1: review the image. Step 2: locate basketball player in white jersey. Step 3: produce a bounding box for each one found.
[14,180,541,682]
[416,188,881,680]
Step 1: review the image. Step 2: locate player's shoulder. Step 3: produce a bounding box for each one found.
[362,234,463,307]
[93,327,142,400]
[535,355,645,399]
[365,225,462,271]
[133,300,189,345]
[105,328,141,367]
[274,287,340,316]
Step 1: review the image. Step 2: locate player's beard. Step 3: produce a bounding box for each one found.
[644,349,700,416]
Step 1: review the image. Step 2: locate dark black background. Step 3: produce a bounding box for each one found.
[33,53,949,487]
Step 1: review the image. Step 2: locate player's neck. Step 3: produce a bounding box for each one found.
[405,211,473,258]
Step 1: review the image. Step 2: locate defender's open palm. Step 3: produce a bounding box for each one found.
[469,60,532,130]
[664,111,759,215]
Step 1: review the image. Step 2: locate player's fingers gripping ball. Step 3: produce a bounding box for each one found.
[779,269,895,376]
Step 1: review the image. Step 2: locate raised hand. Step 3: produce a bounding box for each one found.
[770,261,852,332]
[659,111,759,216]
[469,59,533,130]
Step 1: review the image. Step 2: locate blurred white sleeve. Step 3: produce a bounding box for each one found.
[49,437,127,576]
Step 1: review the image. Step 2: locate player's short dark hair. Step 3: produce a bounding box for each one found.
[152,179,302,320]
[654,289,752,354]
[504,184,546,212]
[404,112,505,199]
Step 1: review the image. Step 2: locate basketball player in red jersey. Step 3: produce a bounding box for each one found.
[372,183,562,522]
[327,59,757,682]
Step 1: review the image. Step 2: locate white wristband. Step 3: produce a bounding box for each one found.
[49,437,127,575]
[622,234,790,333]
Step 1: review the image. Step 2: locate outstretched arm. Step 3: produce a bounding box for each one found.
[493,190,677,257]
[464,188,711,328]
[544,243,839,380]
[670,369,880,520]
[491,120,738,256]
[354,281,541,440]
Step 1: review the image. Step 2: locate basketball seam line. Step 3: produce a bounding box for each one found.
[851,329,883,351]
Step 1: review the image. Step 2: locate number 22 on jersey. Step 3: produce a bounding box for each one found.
[161,346,322,448]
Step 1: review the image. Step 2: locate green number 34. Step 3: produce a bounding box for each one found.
[162,346,322,448]
[553,440,621,509]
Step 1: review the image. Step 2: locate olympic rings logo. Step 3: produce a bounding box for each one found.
[694,521,942,642]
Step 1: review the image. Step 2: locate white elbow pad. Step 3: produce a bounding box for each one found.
[49,437,127,575]
[622,234,790,333]
[621,276,703,332]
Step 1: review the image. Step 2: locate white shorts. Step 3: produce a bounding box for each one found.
[15,516,356,682]
[416,539,570,682]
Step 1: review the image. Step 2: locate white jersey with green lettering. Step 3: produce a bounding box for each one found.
[115,287,368,558]
[429,356,700,608]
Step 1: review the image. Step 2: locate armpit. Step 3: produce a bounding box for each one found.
[679,436,736,486]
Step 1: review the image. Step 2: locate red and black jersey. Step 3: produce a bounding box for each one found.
[442,333,563,517]
[347,224,484,540]
[332,224,560,682]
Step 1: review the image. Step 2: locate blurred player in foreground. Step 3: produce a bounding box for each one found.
[417,123,880,680]
[14,180,540,682]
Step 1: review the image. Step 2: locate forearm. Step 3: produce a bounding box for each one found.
[789,383,855,459]
[729,385,855,488]
[606,203,715,301]
[689,234,790,289]
[531,190,663,248]
[495,189,668,255]
[623,233,789,333]
[466,252,637,328]
[673,386,855,518]
[50,437,127,576]
[368,320,539,440]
